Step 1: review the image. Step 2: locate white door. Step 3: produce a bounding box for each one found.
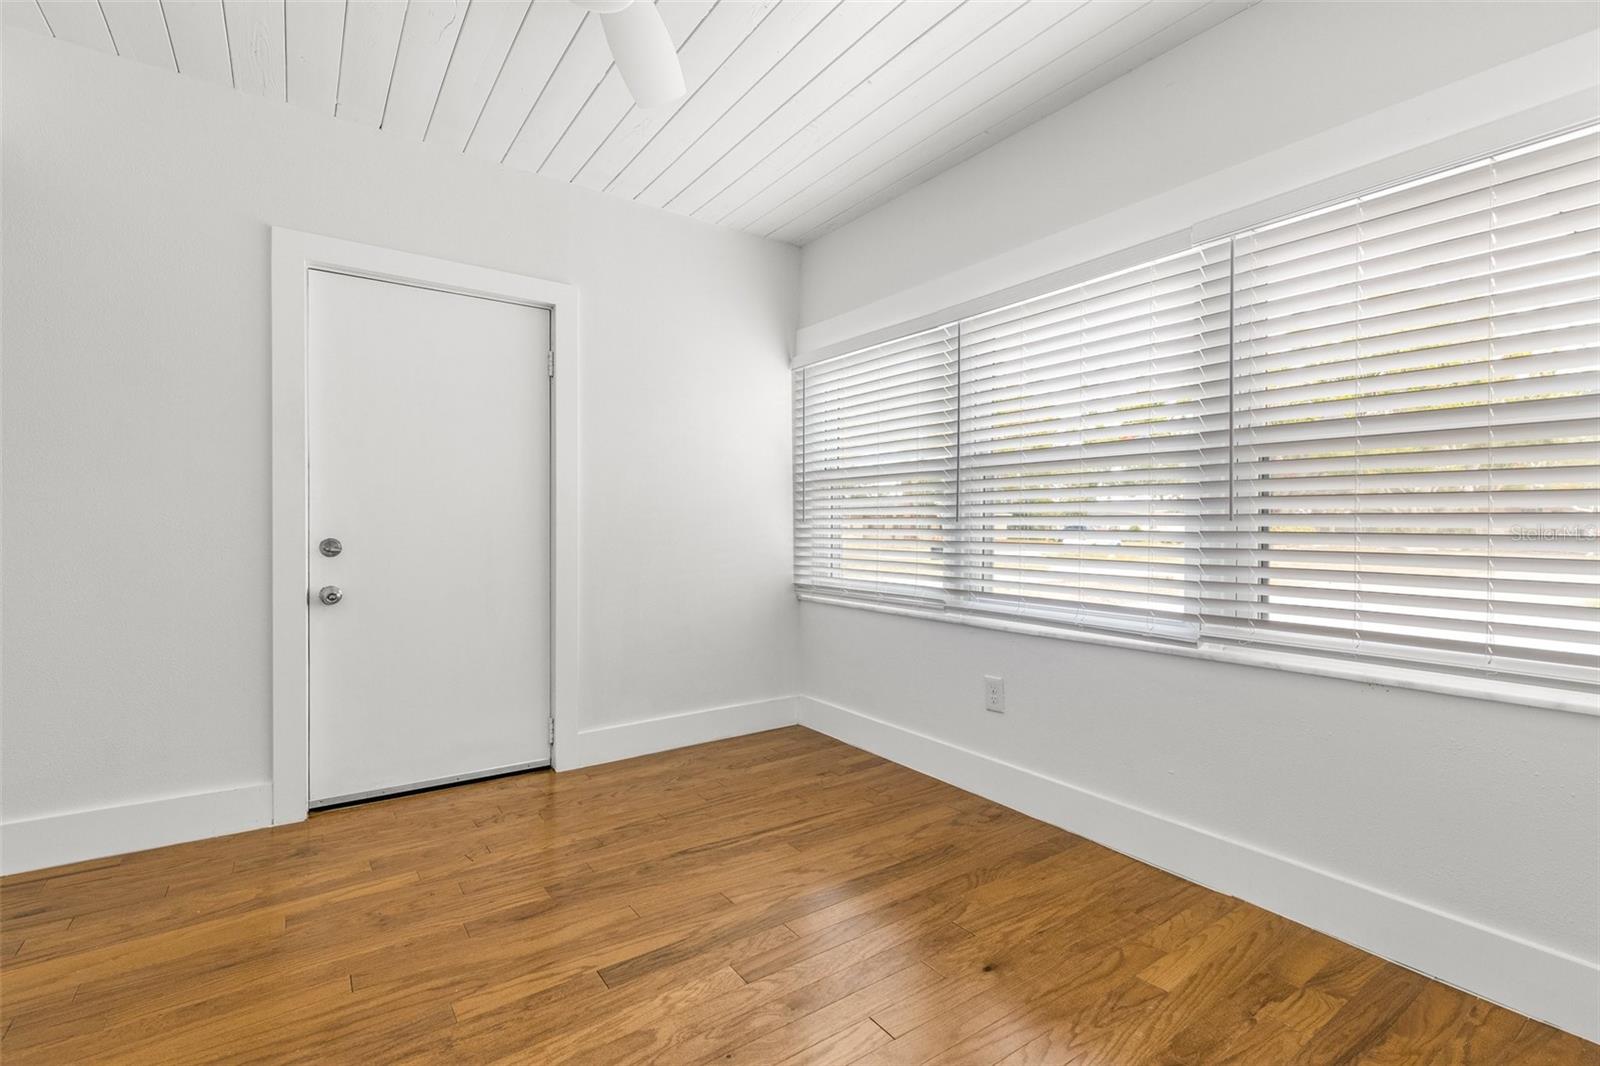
[307,269,551,806]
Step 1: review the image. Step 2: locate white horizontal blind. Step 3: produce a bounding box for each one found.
[793,326,958,603]
[794,124,1599,695]
[956,245,1233,637]
[1216,127,1600,684]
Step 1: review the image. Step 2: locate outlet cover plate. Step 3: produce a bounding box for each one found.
[984,675,1005,713]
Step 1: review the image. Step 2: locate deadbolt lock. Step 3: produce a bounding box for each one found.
[320,537,343,558]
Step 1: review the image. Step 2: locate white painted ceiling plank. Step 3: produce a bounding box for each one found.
[100,0,178,69]
[465,0,584,162]
[160,0,233,84]
[423,0,530,152]
[26,0,1257,244]
[649,0,960,214]
[223,0,286,98]
[533,61,632,181]
[4,1,52,36]
[537,0,712,184]
[285,0,343,114]
[707,0,1025,230]
[380,0,466,137]
[500,9,611,171]
[336,0,407,125]
[770,0,1225,243]
[36,0,116,53]
[721,0,1080,235]
[610,0,889,205]
[571,0,791,191]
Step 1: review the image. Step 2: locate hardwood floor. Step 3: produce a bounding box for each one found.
[1,727,1593,1064]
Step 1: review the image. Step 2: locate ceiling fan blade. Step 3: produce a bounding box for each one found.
[599,1,685,109]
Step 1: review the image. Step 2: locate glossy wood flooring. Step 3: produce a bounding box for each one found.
[2,727,1594,1065]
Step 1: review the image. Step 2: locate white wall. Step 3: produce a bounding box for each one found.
[800,0,1600,350]
[1,32,798,856]
[794,0,1600,1042]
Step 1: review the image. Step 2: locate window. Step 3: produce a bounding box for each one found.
[957,244,1231,638]
[793,124,1600,693]
[1218,128,1600,684]
[793,326,957,603]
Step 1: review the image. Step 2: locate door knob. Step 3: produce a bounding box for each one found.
[318,585,344,606]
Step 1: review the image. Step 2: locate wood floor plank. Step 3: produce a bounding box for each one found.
[776,1016,893,1065]
[0,726,1591,1064]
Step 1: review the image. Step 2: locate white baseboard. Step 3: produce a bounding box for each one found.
[1,783,274,876]
[1,697,804,876]
[573,696,800,768]
[795,695,1600,1044]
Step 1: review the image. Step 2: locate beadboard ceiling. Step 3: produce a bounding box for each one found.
[7,0,1252,244]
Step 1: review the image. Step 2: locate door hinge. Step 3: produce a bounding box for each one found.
[547,350,555,378]
[547,718,556,745]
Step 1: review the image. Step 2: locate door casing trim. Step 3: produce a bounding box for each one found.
[270,228,581,826]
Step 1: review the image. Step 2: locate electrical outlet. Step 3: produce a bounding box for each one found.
[983,675,1005,713]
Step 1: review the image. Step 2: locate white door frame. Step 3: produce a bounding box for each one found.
[270,228,580,826]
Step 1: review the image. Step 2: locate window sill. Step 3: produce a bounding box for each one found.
[796,592,1600,718]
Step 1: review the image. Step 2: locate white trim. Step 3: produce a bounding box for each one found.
[572,697,800,768]
[791,229,1192,370]
[794,697,1600,1044]
[794,32,1600,362]
[798,594,1598,717]
[1187,94,1596,248]
[0,785,273,876]
[270,228,582,828]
